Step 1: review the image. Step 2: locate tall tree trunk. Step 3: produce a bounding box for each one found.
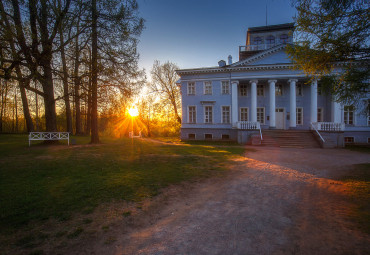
[90,0,99,143]
[35,82,39,131]
[86,51,92,135]
[59,26,73,133]
[74,30,82,135]
[15,87,18,132]
[0,80,9,133]
[17,76,34,132]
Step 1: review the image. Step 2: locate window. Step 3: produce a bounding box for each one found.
[254,37,263,45]
[296,108,303,125]
[275,84,283,96]
[280,34,289,43]
[188,134,195,139]
[266,35,275,45]
[187,82,195,95]
[240,84,248,96]
[222,81,230,94]
[296,83,303,96]
[317,83,322,95]
[240,107,248,121]
[257,84,264,96]
[188,106,196,123]
[368,137,370,143]
[204,134,213,140]
[317,108,323,122]
[222,134,230,140]
[204,106,213,123]
[257,107,265,124]
[344,137,354,144]
[222,106,230,124]
[367,101,370,126]
[204,81,212,95]
[344,105,354,125]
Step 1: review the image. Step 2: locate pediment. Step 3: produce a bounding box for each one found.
[232,44,293,67]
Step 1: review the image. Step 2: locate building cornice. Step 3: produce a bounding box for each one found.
[176,63,295,75]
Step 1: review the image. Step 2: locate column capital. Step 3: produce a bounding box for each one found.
[268,79,277,84]
[249,79,258,84]
[231,80,239,85]
[288,79,298,84]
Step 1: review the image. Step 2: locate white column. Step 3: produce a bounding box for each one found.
[331,98,342,123]
[250,80,258,122]
[310,79,318,123]
[268,80,277,128]
[289,79,298,128]
[231,81,239,127]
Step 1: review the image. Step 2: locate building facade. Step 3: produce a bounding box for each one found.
[176,23,370,146]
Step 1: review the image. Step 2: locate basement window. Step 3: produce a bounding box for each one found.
[204,134,213,140]
[344,137,354,144]
[222,134,230,140]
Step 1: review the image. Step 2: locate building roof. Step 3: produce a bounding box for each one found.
[247,23,295,33]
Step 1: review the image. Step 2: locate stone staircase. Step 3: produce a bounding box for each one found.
[261,130,321,148]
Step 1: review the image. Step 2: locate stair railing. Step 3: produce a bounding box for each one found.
[310,122,325,143]
[258,122,263,141]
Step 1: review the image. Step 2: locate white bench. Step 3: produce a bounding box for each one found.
[29,132,70,146]
[129,131,142,138]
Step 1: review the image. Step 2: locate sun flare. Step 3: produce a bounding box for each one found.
[128,107,139,117]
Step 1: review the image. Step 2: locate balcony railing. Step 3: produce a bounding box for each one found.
[311,122,345,131]
[239,40,294,52]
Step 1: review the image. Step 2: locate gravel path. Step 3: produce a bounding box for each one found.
[73,146,370,255]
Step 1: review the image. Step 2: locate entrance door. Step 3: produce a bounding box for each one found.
[275,108,285,129]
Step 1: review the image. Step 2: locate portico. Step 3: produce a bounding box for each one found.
[231,78,321,130]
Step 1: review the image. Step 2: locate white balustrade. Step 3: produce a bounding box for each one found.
[311,122,345,131]
[237,121,260,130]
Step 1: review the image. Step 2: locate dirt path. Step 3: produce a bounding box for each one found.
[69,147,370,255]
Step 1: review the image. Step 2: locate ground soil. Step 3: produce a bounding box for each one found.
[49,146,370,254]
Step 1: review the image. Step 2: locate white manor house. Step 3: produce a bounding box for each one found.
[176,23,370,147]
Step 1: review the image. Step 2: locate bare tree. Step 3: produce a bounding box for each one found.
[150,60,181,124]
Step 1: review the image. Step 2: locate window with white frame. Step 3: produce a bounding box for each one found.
[275,84,283,96]
[296,83,303,96]
[317,108,323,122]
[266,35,275,45]
[204,81,212,95]
[188,106,196,123]
[317,83,322,95]
[239,84,248,96]
[240,107,248,121]
[204,106,213,123]
[296,107,303,125]
[257,84,264,96]
[257,107,265,124]
[222,106,230,124]
[221,81,230,95]
[344,105,354,125]
[187,82,195,95]
[367,101,370,126]
[254,37,263,45]
[280,34,289,43]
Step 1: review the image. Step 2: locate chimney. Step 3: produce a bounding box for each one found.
[228,55,232,65]
[218,60,226,67]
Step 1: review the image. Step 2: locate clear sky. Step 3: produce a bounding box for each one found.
[137,0,297,75]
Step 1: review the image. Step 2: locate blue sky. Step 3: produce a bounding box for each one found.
[137,0,297,75]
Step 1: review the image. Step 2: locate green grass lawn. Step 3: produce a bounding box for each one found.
[0,134,245,234]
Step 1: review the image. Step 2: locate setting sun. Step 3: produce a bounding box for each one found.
[128,107,139,117]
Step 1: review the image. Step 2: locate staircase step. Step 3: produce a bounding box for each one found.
[261,130,320,148]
